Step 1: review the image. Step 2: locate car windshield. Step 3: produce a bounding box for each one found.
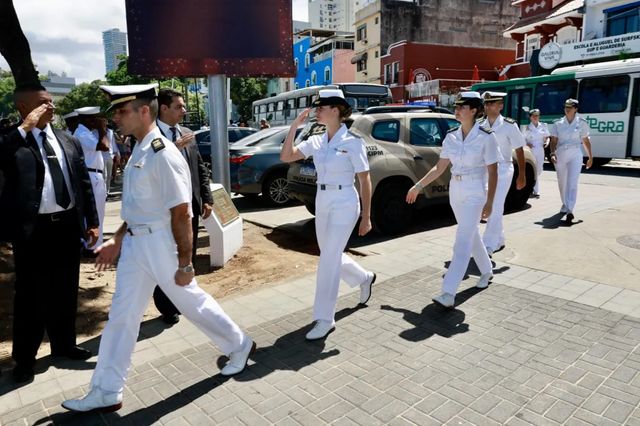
[232,127,286,147]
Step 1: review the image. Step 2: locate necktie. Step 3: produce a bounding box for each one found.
[40,132,71,209]
[170,126,189,161]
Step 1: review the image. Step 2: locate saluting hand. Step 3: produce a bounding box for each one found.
[19,104,49,132]
[95,238,122,271]
[293,108,311,126]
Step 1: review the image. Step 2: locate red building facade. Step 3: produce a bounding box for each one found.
[380,41,516,103]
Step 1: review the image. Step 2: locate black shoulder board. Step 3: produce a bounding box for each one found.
[447,126,459,134]
[479,126,493,134]
[151,138,165,153]
[504,116,516,124]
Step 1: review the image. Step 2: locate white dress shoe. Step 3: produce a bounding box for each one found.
[305,320,335,341]
[62,387,122,413]
[359,272,376,305]
[220,337,256,376]
[432,292,455,308]
[476,272,493,289]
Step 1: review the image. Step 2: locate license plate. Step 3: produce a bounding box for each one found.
[300,165,316,177]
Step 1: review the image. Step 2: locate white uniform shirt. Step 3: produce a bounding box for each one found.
[549,114,590,150]
[297,124,369,185]
[31,124,76,213]
[440,123,502,176]
[121,127,192,227]
[481,115,525,164]
[525,122,550,148]
[73,124,105,171]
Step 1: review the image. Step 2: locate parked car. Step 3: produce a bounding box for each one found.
[195,127,257,169]
[229,126,303,206]
[287,111,538,235]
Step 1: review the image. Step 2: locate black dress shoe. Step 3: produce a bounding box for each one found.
[52,346,92,360]
[12,364,34,383]
[162,314,180,325]
[566,213,575,222]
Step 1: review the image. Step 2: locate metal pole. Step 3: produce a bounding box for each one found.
[208,75,230,192]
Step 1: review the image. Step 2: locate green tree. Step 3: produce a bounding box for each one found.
[0,74,17,118]
[230,77,267,122]
[56,80,110,116]
[105,55,151,86]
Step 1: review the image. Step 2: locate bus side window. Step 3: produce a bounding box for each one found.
[298,96,307,108]
[579,75,630,113]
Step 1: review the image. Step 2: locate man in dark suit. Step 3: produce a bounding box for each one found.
[154,88,213,324]
[0,85,100,383]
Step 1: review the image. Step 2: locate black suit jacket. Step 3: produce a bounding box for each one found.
[0,127,99,242]
[157,123,213,211]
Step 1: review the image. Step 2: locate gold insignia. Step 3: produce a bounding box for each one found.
[151,138,165,153]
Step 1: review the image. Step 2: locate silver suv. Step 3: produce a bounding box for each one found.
[287,111,537,235]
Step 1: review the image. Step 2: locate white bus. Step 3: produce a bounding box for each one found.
[473,58,640,164]
[252,83,393,128]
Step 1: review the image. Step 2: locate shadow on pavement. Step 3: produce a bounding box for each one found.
[534,212,568,229]
[380,286,484,342]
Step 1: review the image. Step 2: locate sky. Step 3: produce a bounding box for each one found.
[0,0,309,83]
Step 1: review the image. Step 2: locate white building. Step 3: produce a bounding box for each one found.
[42,71,76,101]
[308,0,362,32]
[102,28,128,74]
[584,0,640,39]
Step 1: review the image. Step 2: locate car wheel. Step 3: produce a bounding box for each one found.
[371,183,413,235]
[505,163,535,211]
[262,172,291,207]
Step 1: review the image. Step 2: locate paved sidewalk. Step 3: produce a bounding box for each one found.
[2,265,640,425]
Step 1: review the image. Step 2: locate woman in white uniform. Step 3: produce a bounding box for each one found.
[549,99,593,222]
[524,109,550,197]
[281,89,376,340]
[406,92,500,308]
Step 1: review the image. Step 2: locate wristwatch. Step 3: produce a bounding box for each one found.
[179,264,194,273]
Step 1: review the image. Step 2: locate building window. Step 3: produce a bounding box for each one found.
[606,4,640,37]
[525,34,540,61]
[356,58,367,71]
[357,24,367,41]
[324,66,331,82]
[375,16,379,25]
[375,50,379,58]
[392,62,400,84]
[384,63,392,85]
[304,53,310,68]
[311,71,317,85]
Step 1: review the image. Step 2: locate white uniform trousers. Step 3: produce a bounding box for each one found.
[87,171,106,250]
[482,162,513,251]
[443,178,493,295]
[555,146,583,213]
[313,188,369,323]
[89,227,246,393]
[102,152,114,195]
[531,146,544,195]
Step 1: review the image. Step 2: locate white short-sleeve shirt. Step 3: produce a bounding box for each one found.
[550,114,590,149]
[121,127,193,227]
[297,124,369,185]
[525,122,550,148]
[73,124,105,171]
[481,115,525,164]
[440,123,502,176]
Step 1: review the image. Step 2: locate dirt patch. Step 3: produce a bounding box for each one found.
[0,222,320,366]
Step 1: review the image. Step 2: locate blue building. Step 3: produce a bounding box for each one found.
[293,29,355,90]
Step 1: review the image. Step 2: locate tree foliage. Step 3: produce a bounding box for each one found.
[230,77,267,123]
[56,80,110,117]
[105,55,151,86]
[0,74,17,119]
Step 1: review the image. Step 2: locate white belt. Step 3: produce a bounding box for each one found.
[318,183,353,190]
[126,223,169,236]
[557,143,581,151]
[451,173,484,181]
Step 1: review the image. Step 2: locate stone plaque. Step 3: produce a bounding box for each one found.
[211,187,240,227]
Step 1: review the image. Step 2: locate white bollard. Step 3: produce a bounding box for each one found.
[202,183,243,267]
